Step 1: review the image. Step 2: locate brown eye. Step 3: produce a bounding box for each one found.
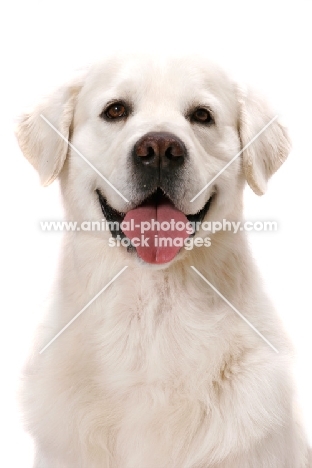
[192,108,213,124]
[102,102,128,120]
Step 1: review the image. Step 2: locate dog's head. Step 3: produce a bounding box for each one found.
[16,54,290,265]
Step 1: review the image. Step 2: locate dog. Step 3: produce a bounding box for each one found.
[16,54,311,467]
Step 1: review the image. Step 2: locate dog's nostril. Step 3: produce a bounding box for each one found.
[136,146,155,165]
[165,145,183,160]
[146,146,155,160]
[165,147,173,160]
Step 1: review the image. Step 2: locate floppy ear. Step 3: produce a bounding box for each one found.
[15,78,84,186]
[237,86,291,195]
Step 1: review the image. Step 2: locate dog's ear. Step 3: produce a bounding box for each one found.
[237,86,291,195]
[15,76,84,186]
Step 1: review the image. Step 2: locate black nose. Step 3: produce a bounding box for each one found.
[133,132,186,169]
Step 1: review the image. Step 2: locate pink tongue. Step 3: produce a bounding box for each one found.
[122,198,190,264]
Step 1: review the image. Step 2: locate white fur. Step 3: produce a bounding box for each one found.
[16,54,311,467]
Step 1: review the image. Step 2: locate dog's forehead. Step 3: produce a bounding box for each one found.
[80,55,236,108]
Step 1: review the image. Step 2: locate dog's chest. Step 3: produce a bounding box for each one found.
[94,277,221,394]
[90,285,233,465]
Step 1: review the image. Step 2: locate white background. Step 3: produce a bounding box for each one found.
[1,1,312,466]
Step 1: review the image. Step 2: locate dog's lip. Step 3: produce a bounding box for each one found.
[96,188,213,221]
[96,187,214,260]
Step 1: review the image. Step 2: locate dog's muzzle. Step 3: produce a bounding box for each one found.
[97,132,213,265]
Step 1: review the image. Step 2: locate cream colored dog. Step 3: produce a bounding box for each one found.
[16,54,311,467]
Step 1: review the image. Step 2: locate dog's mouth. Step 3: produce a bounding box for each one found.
[96,188,213,264]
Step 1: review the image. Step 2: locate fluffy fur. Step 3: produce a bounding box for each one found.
[16,54,311,467]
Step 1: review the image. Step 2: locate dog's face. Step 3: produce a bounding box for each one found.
[16,54,290,265]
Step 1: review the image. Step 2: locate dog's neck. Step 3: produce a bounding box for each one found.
[58,228,255,308]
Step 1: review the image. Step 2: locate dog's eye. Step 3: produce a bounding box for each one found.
[191,108,213,124]
[102,102,128,120]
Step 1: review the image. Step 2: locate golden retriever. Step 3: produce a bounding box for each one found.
[16,54,311,467]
